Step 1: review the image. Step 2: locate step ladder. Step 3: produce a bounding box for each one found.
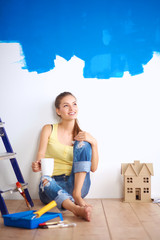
[0,118,34,215]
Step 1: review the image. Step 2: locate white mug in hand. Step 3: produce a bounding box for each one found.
[41,158,54,176]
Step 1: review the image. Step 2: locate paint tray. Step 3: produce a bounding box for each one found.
[3,210,63,229]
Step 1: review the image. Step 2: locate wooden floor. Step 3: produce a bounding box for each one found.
[0,199,160,240]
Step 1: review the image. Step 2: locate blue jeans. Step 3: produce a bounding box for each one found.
[39,141,92,210]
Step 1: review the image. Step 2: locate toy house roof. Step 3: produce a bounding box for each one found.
[121,160,154,176]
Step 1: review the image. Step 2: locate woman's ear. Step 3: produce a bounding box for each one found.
[56,108,61,117]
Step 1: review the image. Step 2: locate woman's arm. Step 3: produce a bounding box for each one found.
[32,124,52,172]
[74,131,99,172]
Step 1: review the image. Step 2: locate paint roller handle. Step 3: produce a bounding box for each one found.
[34,200,57,218]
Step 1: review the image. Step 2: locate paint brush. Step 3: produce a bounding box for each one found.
[16,182,31,208]
[39,223,76,229]
[39,220,64,227]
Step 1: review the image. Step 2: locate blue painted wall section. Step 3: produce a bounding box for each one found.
[0,0,160,79]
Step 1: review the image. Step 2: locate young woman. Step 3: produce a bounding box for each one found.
[32,92,99,221]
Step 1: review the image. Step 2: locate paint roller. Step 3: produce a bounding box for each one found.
[32,200,57,219]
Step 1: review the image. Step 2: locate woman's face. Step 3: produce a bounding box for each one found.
[56,95,78,121]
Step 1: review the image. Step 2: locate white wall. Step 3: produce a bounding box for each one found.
[0,43,160,200]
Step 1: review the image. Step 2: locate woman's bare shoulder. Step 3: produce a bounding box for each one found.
[41,124,53,135]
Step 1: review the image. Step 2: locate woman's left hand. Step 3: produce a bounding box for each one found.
[74,131,96,146]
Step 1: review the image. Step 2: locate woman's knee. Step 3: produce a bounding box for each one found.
[41,176,53,188]
[74,141,92,162]
[40,176,59,195]
[74,140,91,151]
[72,141,92,174]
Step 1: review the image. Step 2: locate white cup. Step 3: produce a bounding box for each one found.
[41,158,54,176]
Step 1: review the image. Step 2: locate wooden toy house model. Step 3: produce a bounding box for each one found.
[121,160,154,202]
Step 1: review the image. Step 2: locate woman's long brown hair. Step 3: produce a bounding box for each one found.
[55,92,82,138]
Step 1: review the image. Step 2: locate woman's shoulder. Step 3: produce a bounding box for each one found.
[42,124,52,129]
[42,123,57,128]
[41,124,52,135]
[41,123,57,135]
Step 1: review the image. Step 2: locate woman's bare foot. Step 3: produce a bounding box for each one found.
[75,205,92,221]
[62,198,92,222]
[72,191,92,207]
[74,196,92,207]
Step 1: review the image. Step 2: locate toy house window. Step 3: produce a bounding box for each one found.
[144,188,149,193]
[127,177,133,183]
[127,188,133,193]
[143,177,149,183]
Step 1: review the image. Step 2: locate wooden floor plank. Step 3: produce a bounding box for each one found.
[72,199,111,240]
[102,199,150,240]
[0,226,37,240]
[1,199,160,240]
[2,199,24,213]
[35,227,73,240]
[130,202,160,240]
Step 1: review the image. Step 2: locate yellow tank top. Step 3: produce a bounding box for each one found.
[45,123,73,176]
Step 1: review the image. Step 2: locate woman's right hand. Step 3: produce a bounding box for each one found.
[32,160,41,172]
